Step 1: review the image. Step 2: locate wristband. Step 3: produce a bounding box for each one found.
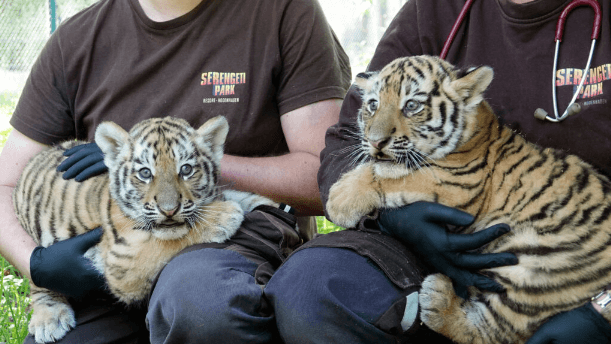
[592,284,611,310]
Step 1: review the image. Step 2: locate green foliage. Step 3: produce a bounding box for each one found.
[316,216,345,234]
[0,126,12,151]
[0,91,18,116]
[0,257,31,344]
[0,91,17,153]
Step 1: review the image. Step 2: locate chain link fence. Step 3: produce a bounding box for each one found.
[0,0,98,93]
[0,0,47,73]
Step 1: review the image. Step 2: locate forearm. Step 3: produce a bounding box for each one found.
[0,185,37,280]
[0,130,48,280]
[220,152,322,216]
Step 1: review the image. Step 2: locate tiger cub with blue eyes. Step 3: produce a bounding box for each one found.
[13,116,276,343]
[326,55,611,343]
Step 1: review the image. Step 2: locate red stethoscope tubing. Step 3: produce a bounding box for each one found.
[556,0,602,41]
[440,0,602,58]
[440,0,474,60]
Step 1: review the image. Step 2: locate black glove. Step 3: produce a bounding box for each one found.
[526,303,611,344]
[30,227,106,299]
[378,202,518,299]
[57,142,107,182]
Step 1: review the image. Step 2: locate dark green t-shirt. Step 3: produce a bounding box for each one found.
[12,0,351,157]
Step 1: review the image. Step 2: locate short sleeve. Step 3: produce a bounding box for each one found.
[10,28,76,145]
[274,0,351,115]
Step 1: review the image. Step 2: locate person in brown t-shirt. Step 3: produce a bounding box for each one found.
[0,0,354,342]
[315,0,611,343]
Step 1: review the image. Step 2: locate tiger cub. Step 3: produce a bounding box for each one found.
[326,55,611,343]
[13,116,276,344]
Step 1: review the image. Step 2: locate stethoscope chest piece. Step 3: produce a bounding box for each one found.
[534,0,601,123]
[534,103,581,121]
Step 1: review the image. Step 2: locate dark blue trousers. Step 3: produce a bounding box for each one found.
[147,247,420,343]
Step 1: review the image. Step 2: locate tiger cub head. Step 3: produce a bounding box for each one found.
[94,116,228,240]
[354,55,493,178]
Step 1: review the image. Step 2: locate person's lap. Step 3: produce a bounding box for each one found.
[24,234,452,344]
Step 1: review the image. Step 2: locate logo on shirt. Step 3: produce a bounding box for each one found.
[201,72,246,103]
[556,64,611,102]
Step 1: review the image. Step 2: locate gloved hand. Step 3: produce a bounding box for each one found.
[57,142,107,181]
[30,227,106,299]
[378,202,518,299]
[526,303,611,344]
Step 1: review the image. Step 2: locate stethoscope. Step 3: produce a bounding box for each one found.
[440,0,602,123]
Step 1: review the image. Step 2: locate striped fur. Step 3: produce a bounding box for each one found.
[13,116,275,343]
[326,56,611,343]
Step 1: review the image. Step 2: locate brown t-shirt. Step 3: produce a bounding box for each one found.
[319,0,611,214]
[11,0,351,157]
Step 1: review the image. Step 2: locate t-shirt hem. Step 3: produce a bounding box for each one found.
[278,86,347,115]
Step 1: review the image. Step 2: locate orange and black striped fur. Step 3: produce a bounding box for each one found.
[326,55,611,343]
[13,116,275,343]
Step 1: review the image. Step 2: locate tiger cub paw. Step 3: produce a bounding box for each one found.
[29,301,76,343]
[419,274,458,334]
[207,200,244,243]
[325,194,367,229]
[327,175,379,228]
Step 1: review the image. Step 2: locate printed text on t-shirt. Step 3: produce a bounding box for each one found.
[201,72,247,96]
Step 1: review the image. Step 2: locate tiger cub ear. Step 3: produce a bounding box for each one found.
[95,122,129,169]
[450,66,494,109]
[354,71,379,91]
[196,116,229,163]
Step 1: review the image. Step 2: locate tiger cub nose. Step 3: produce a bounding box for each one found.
[369,137,391,149]
[159,204,180,217]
